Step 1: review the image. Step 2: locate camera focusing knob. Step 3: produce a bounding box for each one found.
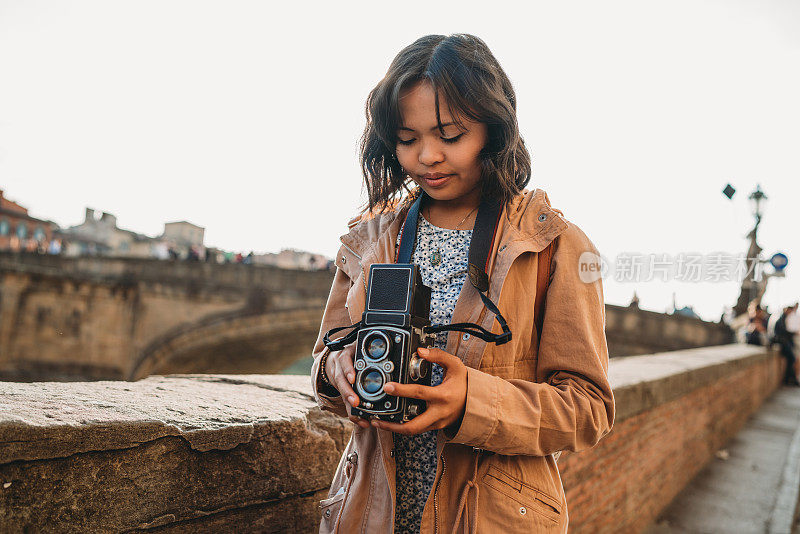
[354,360,365,370]
[408,354,429,381]
[382,361,394,373]
[407,404,419,417]
[362,401,373,409]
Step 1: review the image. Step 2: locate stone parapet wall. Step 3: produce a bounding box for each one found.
[605,304,734,357]
[0,344,778,533]
[0,375,351,533]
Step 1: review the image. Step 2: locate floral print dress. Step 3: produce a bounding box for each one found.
[393,213,472,534]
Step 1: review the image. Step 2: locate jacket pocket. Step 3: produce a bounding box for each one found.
[479,465,563,529]
[318,450,359,534]
[319,489,346,533]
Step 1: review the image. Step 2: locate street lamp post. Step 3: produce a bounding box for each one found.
[748,184,767,232]
[733,185,768,316]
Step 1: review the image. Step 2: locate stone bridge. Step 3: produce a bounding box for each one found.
[0,252,332,381]
[0,252,732,382]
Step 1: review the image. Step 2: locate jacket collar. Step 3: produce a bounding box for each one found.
[339,188,568,261]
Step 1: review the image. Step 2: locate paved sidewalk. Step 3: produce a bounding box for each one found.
[644,385,800,534]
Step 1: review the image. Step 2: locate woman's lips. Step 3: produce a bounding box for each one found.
[421,174,454,188]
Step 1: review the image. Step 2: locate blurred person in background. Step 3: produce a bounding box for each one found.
[773,303,800,386]
[745,300,769,346]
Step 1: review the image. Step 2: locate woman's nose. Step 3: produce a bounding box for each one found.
[418,139,444,166]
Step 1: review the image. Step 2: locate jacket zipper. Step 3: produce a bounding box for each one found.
[434,452,446,534]
[332,451,359,534]
[340,242,362,261]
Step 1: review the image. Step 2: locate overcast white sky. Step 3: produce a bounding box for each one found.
[1,0,798,321]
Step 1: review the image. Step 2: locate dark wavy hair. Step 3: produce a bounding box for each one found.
[359,33,532,214]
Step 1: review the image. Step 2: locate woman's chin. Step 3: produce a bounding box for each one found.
[415,181,460,201]
[417,181,482,205]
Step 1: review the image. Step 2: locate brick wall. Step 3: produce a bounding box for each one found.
[558,344,781,533]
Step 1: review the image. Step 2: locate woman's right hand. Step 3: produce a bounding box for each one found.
[325,344,371,429]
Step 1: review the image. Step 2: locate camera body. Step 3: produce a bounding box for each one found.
[350,263,435,422]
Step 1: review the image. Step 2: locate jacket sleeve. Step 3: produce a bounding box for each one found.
[310,263,353,419]
[443,222,615,456]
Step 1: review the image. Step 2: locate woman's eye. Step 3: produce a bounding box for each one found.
[397,133,463,146]
[441,133,464,144]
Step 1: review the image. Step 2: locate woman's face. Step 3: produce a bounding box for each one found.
[395,80,488,205]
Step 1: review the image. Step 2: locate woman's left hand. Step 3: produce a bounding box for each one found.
[371,347,467,436]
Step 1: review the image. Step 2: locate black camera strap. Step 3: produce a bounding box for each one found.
[397,192,512,345]
[322,322,361,351]
[324,191,512,351]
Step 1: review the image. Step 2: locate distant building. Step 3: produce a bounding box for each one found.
[160,221,205,259]
[161,221,204,247]
[673,306,702,320]
[58,208,208,260]
[669,292,702,320]
[59,207,171,258]
[0,189,58,251]
[254,248,328,270]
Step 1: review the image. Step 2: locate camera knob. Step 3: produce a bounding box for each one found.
[407,404,419,417]
[408,354,429,381]
[354,359,365,370]
[382,361,394,373]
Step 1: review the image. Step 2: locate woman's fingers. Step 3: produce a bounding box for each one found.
[349,414,370,429]
[339,344,357,384]
[383,381,440,401]
[344,403,371,429]
[416,347,460,369]
[332,354,359,407]
[333,345,368,427]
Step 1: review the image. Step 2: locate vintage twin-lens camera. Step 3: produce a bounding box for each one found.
[347,263,435,422]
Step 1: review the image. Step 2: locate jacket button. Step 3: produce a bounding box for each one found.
[519,506,527,515]
[538,213,547,222]
[325,509,332,518]
[462,333,470,341]
[341,256,347,264]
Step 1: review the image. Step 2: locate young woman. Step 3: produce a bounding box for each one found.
[310,33,615,534]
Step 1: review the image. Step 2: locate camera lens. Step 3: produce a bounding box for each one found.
[361,370,384,394]
[367,337,387,359]
[364,333,389,360]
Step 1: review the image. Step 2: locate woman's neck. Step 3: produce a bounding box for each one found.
[423,186,482,230]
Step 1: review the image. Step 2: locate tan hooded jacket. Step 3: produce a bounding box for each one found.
[310,188,615,533]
